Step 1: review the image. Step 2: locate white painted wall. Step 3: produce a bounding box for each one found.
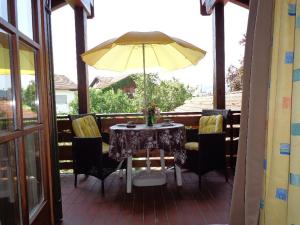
[55,90,76,114]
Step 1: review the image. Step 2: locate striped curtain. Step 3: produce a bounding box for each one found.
[260,0,300,225]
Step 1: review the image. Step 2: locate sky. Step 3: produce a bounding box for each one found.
[51,0,248,93]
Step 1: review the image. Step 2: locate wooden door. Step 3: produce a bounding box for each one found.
[0,1,53,225]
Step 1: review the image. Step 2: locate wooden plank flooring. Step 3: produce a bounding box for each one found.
[60,170,232,225]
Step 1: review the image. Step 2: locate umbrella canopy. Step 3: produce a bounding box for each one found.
[81,31,206,105]
[82,31,206,71]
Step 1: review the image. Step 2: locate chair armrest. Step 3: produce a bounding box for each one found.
[186,128,199,142]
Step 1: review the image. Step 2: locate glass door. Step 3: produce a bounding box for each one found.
[0,1,53,225]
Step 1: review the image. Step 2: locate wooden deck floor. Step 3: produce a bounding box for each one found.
[60,170,232,225]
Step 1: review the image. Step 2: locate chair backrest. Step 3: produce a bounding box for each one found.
[198,115,223,134]
[68,114,103,172]
[69,114,101,138]
[200,109,230,133]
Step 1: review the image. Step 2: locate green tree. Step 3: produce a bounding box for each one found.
[133,73,194,112]
[89,88,137,113]
[226,35,245,92]
[226,63,243,91]
[69,95,79,114]
[69,88,137,114]
[69,73,194,114]
[22,80,37,112]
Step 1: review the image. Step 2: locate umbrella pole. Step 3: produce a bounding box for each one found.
[142,44,147,108]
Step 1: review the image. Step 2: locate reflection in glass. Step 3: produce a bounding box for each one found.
[20,41,38,126]
[0,0,8,21]
[17,0,33,39]
[0,30,14,134]
[0,141,21,225]
[24,131,43,216]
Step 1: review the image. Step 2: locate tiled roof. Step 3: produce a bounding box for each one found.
[90,76,114,89]
[0,100,36,118]
[174,91,242,112]
[90,75,133,89]
[54,74,77,90]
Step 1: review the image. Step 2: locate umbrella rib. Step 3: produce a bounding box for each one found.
[170,43,202,65]
[150,44,161,67]
[123,45,136,71]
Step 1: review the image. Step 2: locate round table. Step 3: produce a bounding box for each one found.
[109,123,186,193]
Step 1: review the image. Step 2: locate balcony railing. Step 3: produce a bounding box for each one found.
[56,110,241,171]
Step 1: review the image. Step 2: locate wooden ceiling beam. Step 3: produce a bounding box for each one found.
[66,0,94,18]
[51,0,94,18]
[200,0,249,15]
[200,0,223,15]
[51,0,67,11]
[229,0,249,9]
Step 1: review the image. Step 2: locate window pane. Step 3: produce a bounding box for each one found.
[20,41,38,126]
[17,0,33,39]
[0,30,14,134]
[0,141,21,225]
[55,95,67,104]
[24,131,43,216]
[0,0,8,21]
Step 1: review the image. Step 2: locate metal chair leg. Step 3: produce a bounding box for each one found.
[224,168,229,182]
[198,175,202,189]
[101,180,105,195]
[74,173,78,188]
[173,166,177,181]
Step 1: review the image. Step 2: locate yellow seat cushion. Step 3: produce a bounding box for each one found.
[72,115,101,138]
[184,142,199,151]
[199,115,223,134]
[102,142,109,154]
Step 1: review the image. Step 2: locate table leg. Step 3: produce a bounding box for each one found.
[146,148,151,173]
[118,169,123,178]
[126,156,132,193]
[175,164,182,186]
[117,159,124,178]
[160,149,166,172]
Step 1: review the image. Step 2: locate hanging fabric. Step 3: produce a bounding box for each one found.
[260,0,300,225]
[229,0,275,224]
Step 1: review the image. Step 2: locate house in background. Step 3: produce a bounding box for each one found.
[90,75,136,96]
[54,74,77,114]
[174,91,242,112]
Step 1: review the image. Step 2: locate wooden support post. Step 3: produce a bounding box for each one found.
[212,2,225,109]
[74,7,89,114]
[126,156,132,193]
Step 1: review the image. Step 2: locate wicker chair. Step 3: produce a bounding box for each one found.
[183,109,230,188]
[69,114,120,194]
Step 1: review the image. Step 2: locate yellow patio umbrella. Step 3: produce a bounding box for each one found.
[81,31,206,105]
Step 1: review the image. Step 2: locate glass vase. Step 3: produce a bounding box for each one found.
[147,114,154,126]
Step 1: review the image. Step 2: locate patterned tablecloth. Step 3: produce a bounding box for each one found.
[109,123,186,165]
